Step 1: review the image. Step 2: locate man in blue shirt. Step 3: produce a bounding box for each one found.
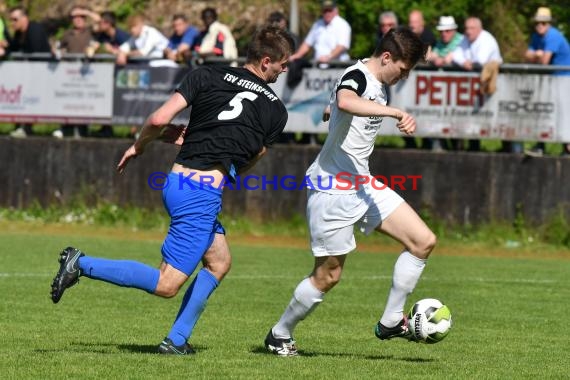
[524,7,570,157]
[164,14,200,64]
[525,7,570,75]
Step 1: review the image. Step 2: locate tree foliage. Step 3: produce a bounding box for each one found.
[332,0,570,62]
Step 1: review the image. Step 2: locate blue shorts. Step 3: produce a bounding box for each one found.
[161,173,225,276]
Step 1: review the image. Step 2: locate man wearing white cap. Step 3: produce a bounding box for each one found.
[429,16,463,67]
[525,7,570,75]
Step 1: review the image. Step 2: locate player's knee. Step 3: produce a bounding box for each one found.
[327,270,342,289]
[155,280,182,298]
[414,232,437,259]
[313,267,342,292]
[425,232,437,254]
[204,255,232,281]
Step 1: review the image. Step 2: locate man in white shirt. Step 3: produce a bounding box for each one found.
[117,14,168,65]
[289,0,351,66]
[452,17,502,70]
[452,18,502,151]
[194,7,238,62]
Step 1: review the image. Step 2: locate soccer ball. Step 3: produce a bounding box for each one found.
[408,298,452,343]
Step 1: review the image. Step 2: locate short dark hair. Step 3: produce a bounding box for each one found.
[267,11,286,25]
[201,7,217,21]
[100,11,117,27]
[172,13,188,22]
[373,27,427,65]
[246,25,295,64]
[9,5,28,16]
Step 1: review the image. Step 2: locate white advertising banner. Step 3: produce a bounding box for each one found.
[271,68,570,142]
[0,61,113,123]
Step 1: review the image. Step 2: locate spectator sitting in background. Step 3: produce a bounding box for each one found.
[164,14,200,65]
[428,16,464,152]
[53,5,96,139]
[452,17,503,152]
[93,11,130,56]
[59,6,93,56]
[82,11,130,138]
[408,9,436,47]
[429,16,463,67]
[267,11,303,88]
[525,7,570,74]
[288,0,351,68]
[405,9,435,149]
[376,11,398,47]
[524,7,570,157]
[267,11,299,51]
[193,7,237,64]
[375,10,399,108]
[452,17,502,71]
[7,6,51,55]
[116,14,169,66]
[0,3,9,58]
[8,6,52,138]
[267,11,302,143]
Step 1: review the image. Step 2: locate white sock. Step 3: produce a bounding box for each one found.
[380,251,426,327]
[272,277,324,339]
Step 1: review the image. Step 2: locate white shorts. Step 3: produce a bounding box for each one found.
[307,183,404,257]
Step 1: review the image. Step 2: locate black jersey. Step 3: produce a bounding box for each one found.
[174,66,288,179]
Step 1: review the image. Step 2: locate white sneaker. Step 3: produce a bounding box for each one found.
[524,148,543,158]
[10,127,27,138]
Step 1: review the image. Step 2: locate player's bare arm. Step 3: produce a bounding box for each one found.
[318,44,347,63]
[336,89,416,135]
[322,105,331,122]
[117,92,188,173]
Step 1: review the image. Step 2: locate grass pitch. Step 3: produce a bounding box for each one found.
[0,225,569,379]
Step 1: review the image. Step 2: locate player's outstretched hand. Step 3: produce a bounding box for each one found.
[158,124,186,146]
[396,112,416,135]
[117,144,140,173]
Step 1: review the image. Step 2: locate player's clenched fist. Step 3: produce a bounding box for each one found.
[396,111,416,135]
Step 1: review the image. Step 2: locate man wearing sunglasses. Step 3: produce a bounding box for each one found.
[524,7,570,157]
[7,6,51,138]
[7,6,51,55]
[525,7,570,75]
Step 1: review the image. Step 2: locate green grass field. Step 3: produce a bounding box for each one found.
[1,225,569,379]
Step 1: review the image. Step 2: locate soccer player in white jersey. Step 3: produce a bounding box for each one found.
[265,28,433,356]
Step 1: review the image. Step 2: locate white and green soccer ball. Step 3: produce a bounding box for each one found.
[408,298,452,343]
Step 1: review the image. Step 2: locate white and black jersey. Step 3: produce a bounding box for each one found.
[175,66,287,179]
[306,60,388,193]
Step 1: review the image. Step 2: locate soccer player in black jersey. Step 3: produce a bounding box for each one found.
[50,26,294,355]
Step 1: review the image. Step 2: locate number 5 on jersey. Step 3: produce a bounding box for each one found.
[218,91,259,121]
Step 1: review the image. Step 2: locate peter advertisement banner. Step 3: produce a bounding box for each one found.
[1,61,568,142]
[271,68,569,142]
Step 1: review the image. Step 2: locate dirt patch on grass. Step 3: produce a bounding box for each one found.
[231,234,570,260]
[2,221,568,260]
